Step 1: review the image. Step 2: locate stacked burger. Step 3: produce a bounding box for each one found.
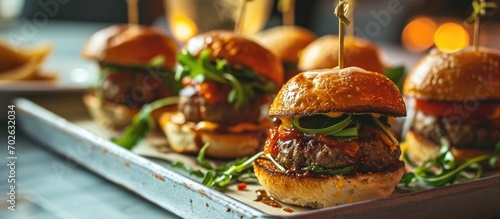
[403,47,500,168]
[160,31,284,159]
[254,67,407,208]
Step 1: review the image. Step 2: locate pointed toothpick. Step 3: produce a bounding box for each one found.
[235,0,252,34]
[127,0,140,25]
[279,0,295,26]
[334,0,351,69]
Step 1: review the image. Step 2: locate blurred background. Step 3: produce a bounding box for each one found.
[7,0,500,51]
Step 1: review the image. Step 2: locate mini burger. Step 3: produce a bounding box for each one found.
[81,25,179,130]
[161,31,284,159]
[254,26,316,81]
[298,35,384,74]
[403,47,500,168]
[254,67,406,208]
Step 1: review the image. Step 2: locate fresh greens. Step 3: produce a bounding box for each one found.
[383,65,405,90]
[171,162,204,178]
[175,50,276,108]
[371,116,399,146]
[113,96,179,149]
[302,166,353,175]
[170,144,264,188]
[291,113,361,141]
[292,114,352,135]
[401,139,500,187]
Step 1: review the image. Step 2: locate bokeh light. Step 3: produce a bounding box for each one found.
[402,17,437,52]
[434,22,469,53]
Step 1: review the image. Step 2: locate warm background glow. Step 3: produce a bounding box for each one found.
[401,17,437,52]
[433,22,469,53]
[170,13,197,42]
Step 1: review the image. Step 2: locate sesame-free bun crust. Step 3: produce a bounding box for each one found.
[253,158,405,208]
[405,131,500,169]
[82,24,178,69]
[298,35,384,73]
[184,30,284,87]
[254,26,316,63]
[403,47,500,101]
[269,67,406,117]
[160,113,262,159]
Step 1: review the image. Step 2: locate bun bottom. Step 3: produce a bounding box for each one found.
[161,114,262,159]
[83,92,176,131]
[405,131,500,169]
[253,158,404,208]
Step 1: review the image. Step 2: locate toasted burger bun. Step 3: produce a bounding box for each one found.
[254,26,316,63]
[270,67,406,117]
[81,24,178,69]
[403,47,500,101]
[254,158,404,208]
[298,35,384,73]
[406,131,500,169]
[184,30,284,87]
[160,113,264,159]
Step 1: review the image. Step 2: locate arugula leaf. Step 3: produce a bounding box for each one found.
[112,96,179,149]
[197,143,214,170]
[292,114,352,135]
[176,50,276,108]
[383,65,405,90]
[401,138,500,187]
[302,166,354,175]
[171,162,204,178]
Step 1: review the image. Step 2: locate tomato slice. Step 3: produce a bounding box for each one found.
[415,99,499,117]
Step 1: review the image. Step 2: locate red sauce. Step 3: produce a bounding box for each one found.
[254,190,282,208]
[237,183,247,191]
[282,208,294,213]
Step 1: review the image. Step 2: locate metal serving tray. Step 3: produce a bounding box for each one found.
[16,98,500,218]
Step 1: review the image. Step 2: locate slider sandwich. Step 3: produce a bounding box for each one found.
[81,25,179,130]
[161,31,284,159]
[254,67,406,208]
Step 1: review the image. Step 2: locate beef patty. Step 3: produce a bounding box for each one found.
[411,110,500,150]
[266,124,402,174]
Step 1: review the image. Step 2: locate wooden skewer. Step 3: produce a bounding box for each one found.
[234,0,251,34]
[335,0,350,69]
[127,0,139,25]
[282,0,295,26]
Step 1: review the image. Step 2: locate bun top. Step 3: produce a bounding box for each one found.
[269,67,406,117]
[298,35,384,73]
[184,30,284,87]
[254,26,316,63]
[82,25,178,69]
[403,47,500,101]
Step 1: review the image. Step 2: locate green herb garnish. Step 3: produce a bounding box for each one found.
[171,162,204,178]
[371,116,399,146]
[302,166,353,175]
[176,50,276,108]
[383,65,405,90]
[401,138,500,187]
[292,114,352,135]
[113,96,179,149]
[171,144,264,188]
